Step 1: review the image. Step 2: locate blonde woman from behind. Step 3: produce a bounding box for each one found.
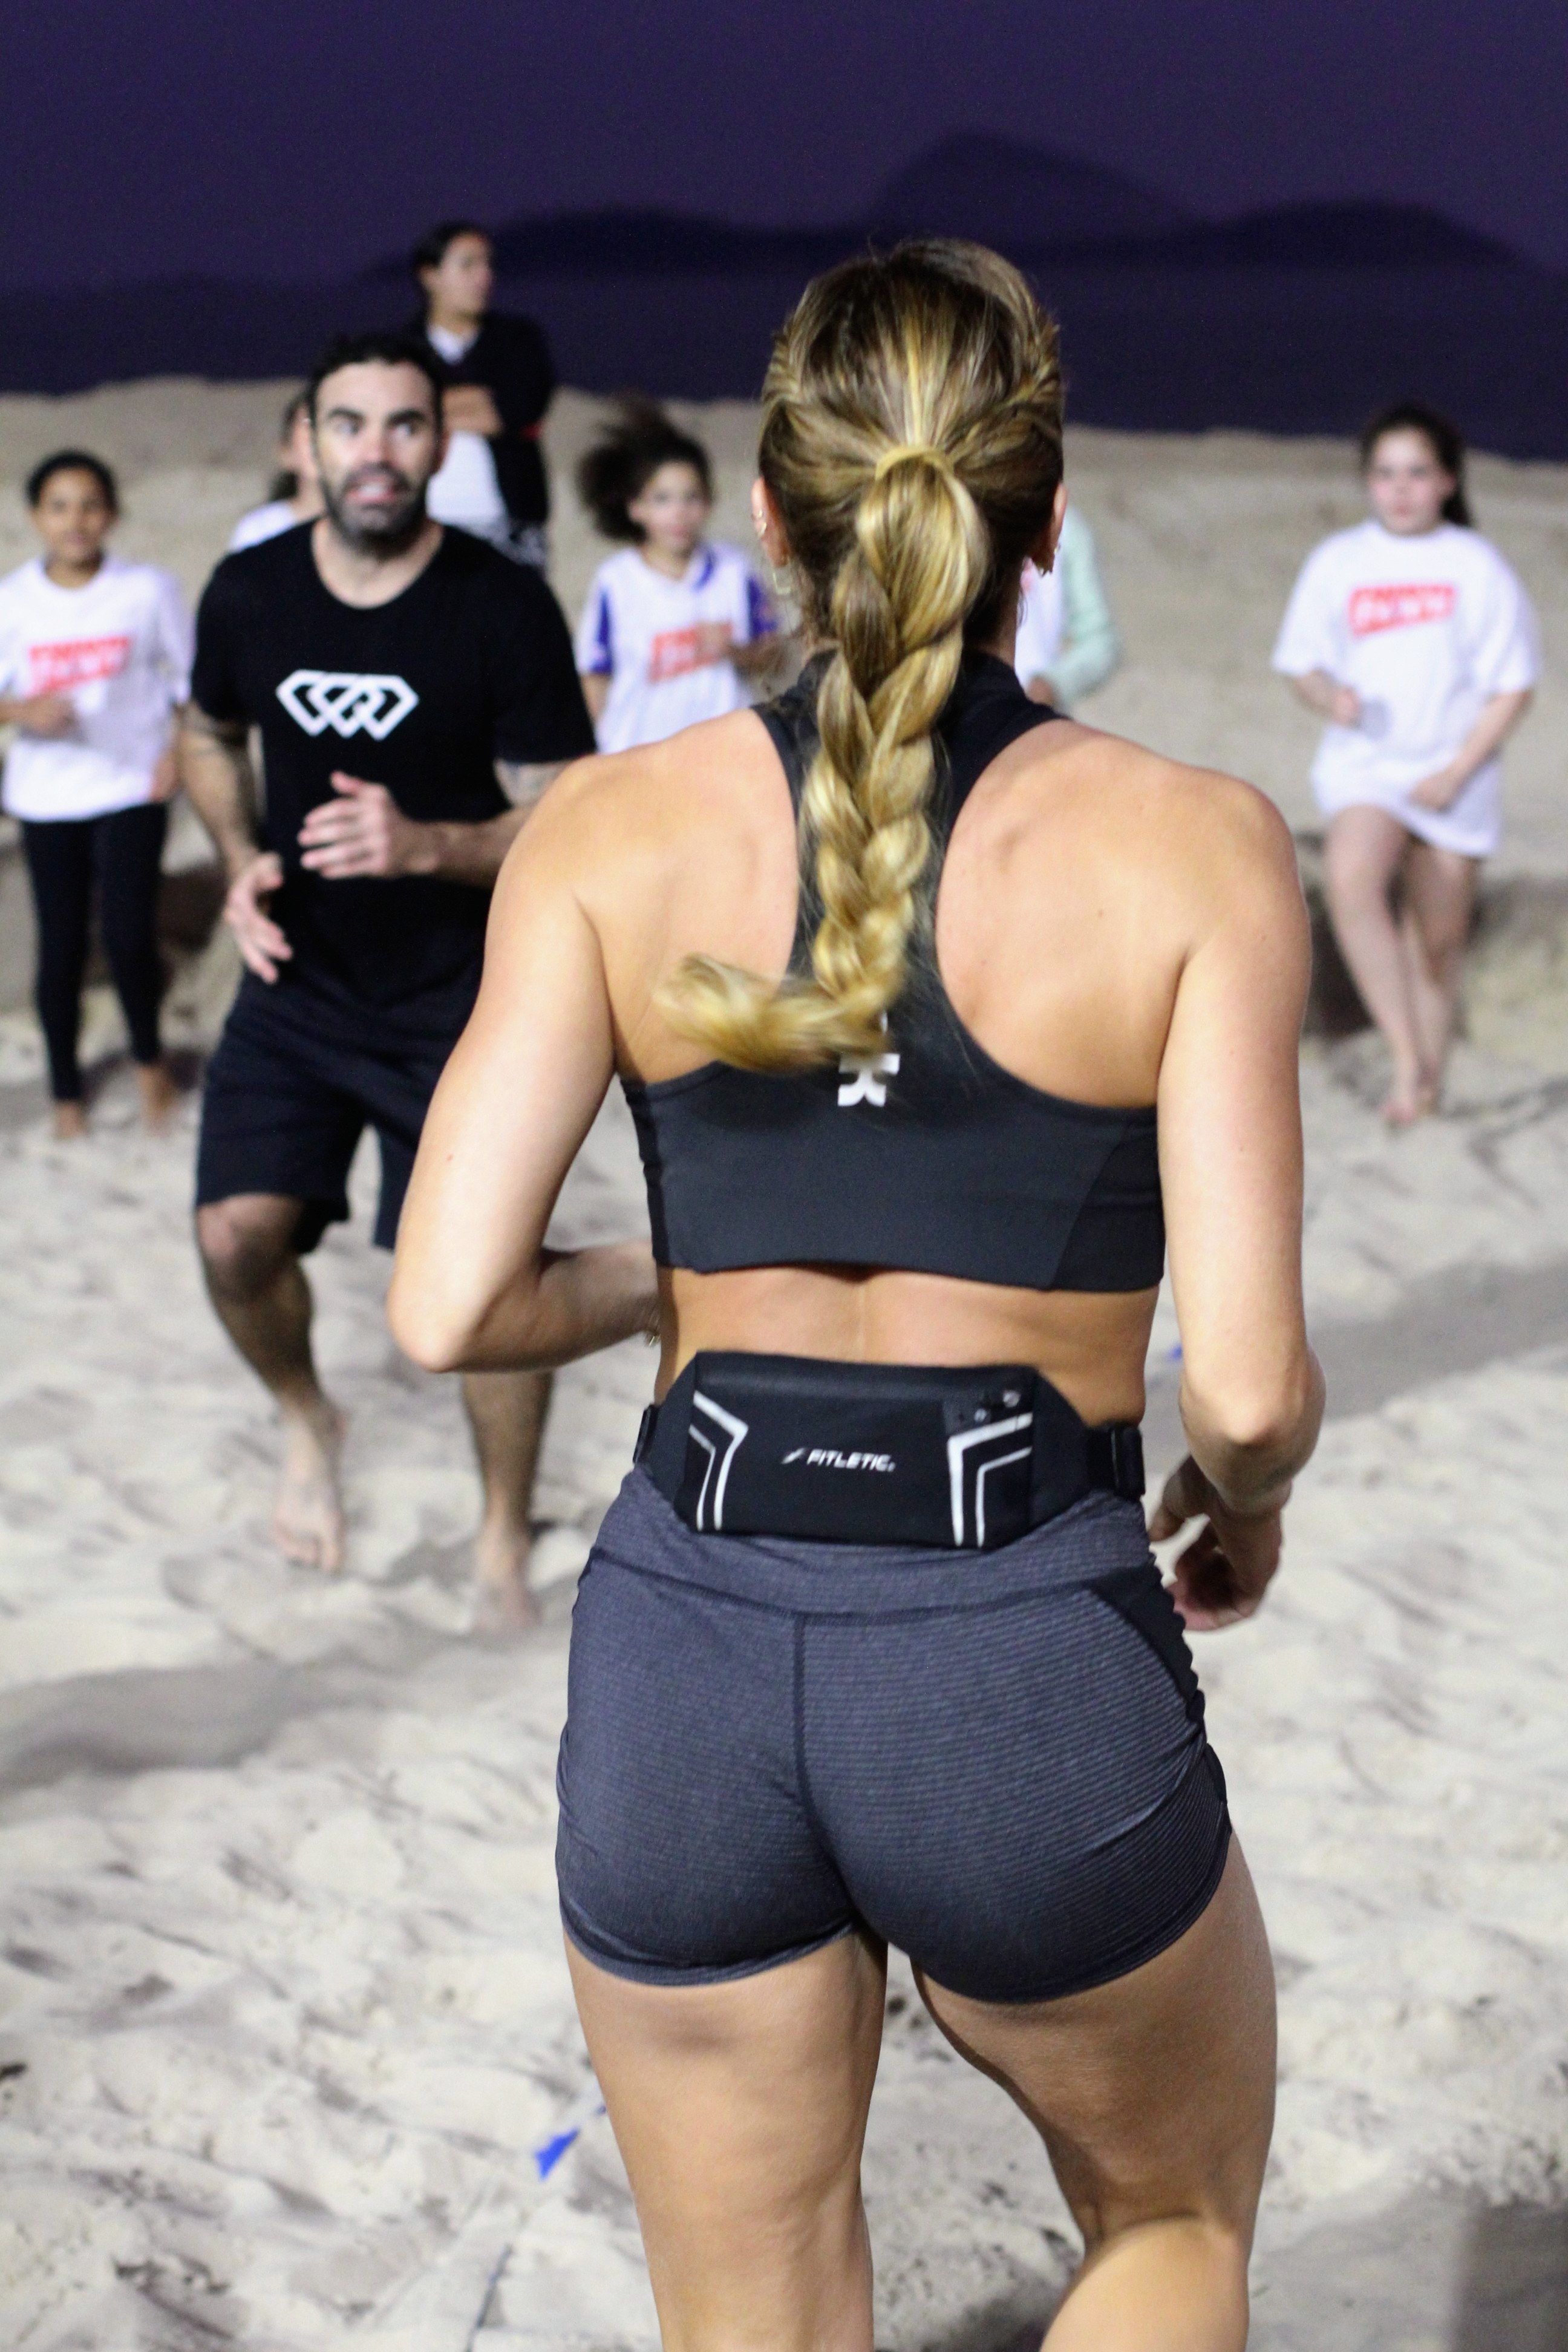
[391,241,1322,2350]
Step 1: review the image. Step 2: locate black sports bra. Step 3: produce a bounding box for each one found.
[622,652,1164,1292]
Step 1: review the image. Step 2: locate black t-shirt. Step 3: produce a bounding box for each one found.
[408,312,555,525]
[191,524,593,1028]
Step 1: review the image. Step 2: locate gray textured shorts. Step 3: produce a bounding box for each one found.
[556,1468,1229,2004]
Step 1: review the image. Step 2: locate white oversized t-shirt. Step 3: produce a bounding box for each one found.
[1272,519,1538,857]
[229,498,302,552]
[575,541,777,752]
[0,555,193,822]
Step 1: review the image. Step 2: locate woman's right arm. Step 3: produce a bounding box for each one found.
[1154,780,1325,1626]
[580,671,610,722]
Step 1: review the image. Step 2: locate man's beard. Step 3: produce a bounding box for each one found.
[319,465,428,555]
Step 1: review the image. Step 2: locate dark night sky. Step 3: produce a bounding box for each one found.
[4,0,1566,289]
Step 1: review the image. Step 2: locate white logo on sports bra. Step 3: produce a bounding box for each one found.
[837,1047,900,1108]
[276,670,420,740]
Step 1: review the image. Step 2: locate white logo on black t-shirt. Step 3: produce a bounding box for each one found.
[276,669,420,739]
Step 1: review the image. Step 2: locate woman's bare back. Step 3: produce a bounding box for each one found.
[567,697,1275,1424]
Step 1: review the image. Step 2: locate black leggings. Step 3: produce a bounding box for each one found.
[22,804,168,1102]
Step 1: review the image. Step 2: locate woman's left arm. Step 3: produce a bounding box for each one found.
[1408,687,1534,811]
[388,771,658,1373]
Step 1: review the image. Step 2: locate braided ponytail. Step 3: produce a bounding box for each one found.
[664,241,1063,1072]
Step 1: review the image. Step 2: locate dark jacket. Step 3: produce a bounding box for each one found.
[409,312,556,526]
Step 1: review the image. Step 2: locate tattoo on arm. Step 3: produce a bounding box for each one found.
[179,707,263,874]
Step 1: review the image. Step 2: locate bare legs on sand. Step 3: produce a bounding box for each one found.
[570,1842,1276,2351]
[50,1057,181,1142]
[196,1192,551,1618]
[1324,806,1477,1125]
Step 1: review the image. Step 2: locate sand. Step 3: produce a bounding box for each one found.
[1,380,1566,2348]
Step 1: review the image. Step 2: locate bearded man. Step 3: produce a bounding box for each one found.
[180,332,595,1623]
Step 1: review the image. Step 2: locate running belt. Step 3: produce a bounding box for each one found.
[622,650,1165,1294]
[636,1353,1145,1550]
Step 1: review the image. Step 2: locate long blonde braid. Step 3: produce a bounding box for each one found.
[664,241,1063,1071]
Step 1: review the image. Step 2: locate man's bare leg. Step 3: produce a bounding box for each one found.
[460,1368,554,1628]
[196,1193,347,1571]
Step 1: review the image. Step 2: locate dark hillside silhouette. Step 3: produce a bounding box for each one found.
[0,139,1557,455]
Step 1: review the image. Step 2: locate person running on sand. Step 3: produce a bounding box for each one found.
[575,399,786,751]
[0,451,189,1138]
[228,391,324,552]
[180,332,594,1616]
[1273,400,1537,1125]
[391,241,1322,2350]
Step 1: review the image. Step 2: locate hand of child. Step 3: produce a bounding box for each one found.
[691,621,735,667]
[1408,766,1460,812]
[13,693,76,738]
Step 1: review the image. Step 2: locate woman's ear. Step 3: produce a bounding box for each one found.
[750,477,791,569]
[1028,480,1069,574]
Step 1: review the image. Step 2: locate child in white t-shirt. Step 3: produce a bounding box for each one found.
[228,388,324,552]
[0,451,192,1137]
[1272,402,1537,1123]
[574,401,783,753]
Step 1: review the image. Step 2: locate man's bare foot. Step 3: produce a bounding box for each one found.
[136,1060,181,1132]
[472,1514,541,1633]
[51,1102,88,1141]
[273,1401,347,1572]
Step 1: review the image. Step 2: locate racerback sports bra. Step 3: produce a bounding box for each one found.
[622,650,1165,1292]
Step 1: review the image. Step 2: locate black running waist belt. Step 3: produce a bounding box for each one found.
[635,1353,1145,1550]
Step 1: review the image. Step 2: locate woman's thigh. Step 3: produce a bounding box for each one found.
[568,1927,887,2352]
[916,1840,1276,2253]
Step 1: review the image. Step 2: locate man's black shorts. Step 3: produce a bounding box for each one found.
[195,976,466,1252]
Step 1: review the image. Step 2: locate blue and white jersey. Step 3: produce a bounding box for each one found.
[575,541,777,752]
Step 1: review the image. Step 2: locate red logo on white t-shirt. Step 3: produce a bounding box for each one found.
[28,634,132,693]
[647,627,704,683]
[647,624,731,684]
[1348,584,1456,636]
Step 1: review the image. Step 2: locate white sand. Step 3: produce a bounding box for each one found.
[1,382,1566,2348]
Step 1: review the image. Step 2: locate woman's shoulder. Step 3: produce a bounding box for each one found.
[530,706,771,841]
[1012,722,1300,904]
